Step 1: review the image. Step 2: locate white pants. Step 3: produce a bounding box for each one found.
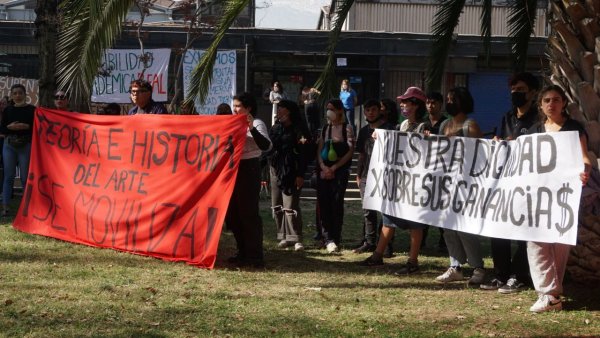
[527,241,571,296]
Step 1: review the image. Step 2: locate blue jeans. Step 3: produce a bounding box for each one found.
[3,141,31,206]
[344,109,356,134]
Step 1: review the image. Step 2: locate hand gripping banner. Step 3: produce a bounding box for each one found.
[13,108,248,268]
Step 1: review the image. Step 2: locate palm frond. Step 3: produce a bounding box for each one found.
[508,0,537,72]
[314,0,355,101]
[56,0,134,103]
[480,0,492,65]
[184,0,249,107]
[425,0,466,91]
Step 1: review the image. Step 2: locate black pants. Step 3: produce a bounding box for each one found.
[225,158,263,261]
[317,169,349,245]
[490,238,530,283]
[358,177,377,245]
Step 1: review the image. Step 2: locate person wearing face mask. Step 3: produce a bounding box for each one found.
[480,73,540,294]
[360,88,429,274]
[352,99,395,254]
[435,87,486,285]
[267,99,313,252]
[316,98,355,253]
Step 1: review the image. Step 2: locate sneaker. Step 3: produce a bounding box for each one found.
[468,268,486,284]
[326,241,338,253]
[498,277,525,294]
[352,242,376,254]
[277,240,292,248]
[395,261,420,275]
[435,267,464,283]
[480,278,505,290]
[359,255,384,266]
[294,242,304,252]
[530,294,562,313]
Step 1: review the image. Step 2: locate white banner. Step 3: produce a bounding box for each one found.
[183,50,236,115]
[364,130,584,245]
[91,49,170,103]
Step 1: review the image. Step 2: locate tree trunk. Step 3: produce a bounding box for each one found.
[549,1,600,285]
[35,0,58,108]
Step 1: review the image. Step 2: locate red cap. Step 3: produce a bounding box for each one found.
[397,87,427,103]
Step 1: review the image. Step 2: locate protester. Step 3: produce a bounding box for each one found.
[525,85,591,312]
[268,99,313,252]
[53,90,70,111]
[352,99,393,254]
[100,103,121,115]
[300,85,321,137]
[361,87,429,273]
[316,98,354,253]
[420,91,447,251]
[380,98,399,128]
[127,79,168,115]
[226,92,272,268]
[269,81,286,125]
[339,79,358,132]
[0,84,35,216]
[216,103,233,115]
[435,87,486,284]
[480,72,539,293]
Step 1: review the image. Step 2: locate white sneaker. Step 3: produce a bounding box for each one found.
[326,242,338,253]
[435,267,464,283]
[468,268,486,284]
[294,242,304,251]
[530,294,562,313]
[277,240,289,248]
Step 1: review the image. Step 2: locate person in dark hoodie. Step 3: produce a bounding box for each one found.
[269,99,314,252]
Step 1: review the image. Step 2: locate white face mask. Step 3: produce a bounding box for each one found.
[326,109,337,121]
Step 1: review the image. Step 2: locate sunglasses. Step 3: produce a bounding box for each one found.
[54,95,67,100]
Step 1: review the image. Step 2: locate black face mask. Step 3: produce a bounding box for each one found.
[511,91,528,108]
[446,102,459,116]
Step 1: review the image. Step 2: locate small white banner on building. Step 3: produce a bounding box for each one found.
[91,49,170,103]
[183,50,236,115]
[363,130,584,245]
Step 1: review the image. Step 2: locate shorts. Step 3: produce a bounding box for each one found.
[381,213,428,230]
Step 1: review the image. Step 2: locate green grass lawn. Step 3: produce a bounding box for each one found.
[1,199,599,337]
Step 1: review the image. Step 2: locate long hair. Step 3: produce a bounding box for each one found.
[448,87,474,114]
[381,98,399,126]
[277,99,311,139]
[537,85,569,121]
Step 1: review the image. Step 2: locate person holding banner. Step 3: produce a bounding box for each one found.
[361,87,429,272]
[317,98,355,253]
[127,80,168,115]
[53,90,70,111]
[268,100,313,252]
[525,85,592,313]
[0,84,35,216]
[226,92,272,268]
[481,73,539,294]
[435,87,486,284]
[352,99,394,254]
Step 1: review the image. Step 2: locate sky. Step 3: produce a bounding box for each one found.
[254,0,330,29]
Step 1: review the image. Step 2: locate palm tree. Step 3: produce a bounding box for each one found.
[546,1,600,285]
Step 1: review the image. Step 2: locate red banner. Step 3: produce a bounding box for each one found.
[13,108,247,268]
